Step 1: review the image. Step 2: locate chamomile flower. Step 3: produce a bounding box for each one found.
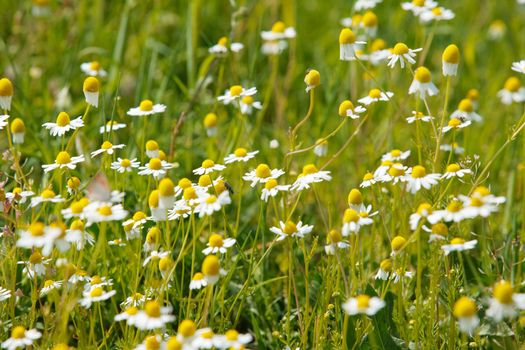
[90,141,125,157]
[209,36,244,54]
[486,281,525,322]
[40,280,62,297]
[5,188,33,204]
[143,250,170,267]
[270,220,313,241]
[224,148,259,164]
[511,60,525,74]
[442,117,471,133]
[83,76,100,108]
[339,28,366,61]
[42,151,85,173]
[145,140,160,158]
[1,326,41,350]
[360,172,377,188]
[193,159,226,175]
[338,100,366,119]
[428,200,466,223]
[423,223,448,243]
[138,158,174,179]
[498,77,525,105]
[304,70,321,92]
[450,99,482,122]
[111,157,140,173]
[213,329,253,349]
[291,164,332,191]
[405,165,441,194]
[99,120,126,134]
[79,286,116,308]
[261,21,296,41]
[239,95,262,115]
[342,295,385,316]
[375,259,393,280]
[168,200,192,221]
[18,251,50,278]
[454,297,479,335]
[401,0,437,16]
[42,112,84,137]
[121,292,148,308]
[0,287,11,302]
[442,44,460,76]
[261,179,290,202]
[342,208,361,236]
[347,188,366,212]
[391,268,414,283]
[458,194,502,218]
[387,43,422,69]
[195,192,231,218]
[391,235,407,256]
[381,149,411,162]
[80,61,107,77]
[314,139,328,157]
[114,306,139,326]
[84,203,128,225]
[358,88,393,105]
[420,7,455,23]
[0,78,14,111]
[471,186,506,205]
[66,220,94,249]
[143,227,161,252]
[380,163,410,184]
[441,237,478,255]
[324,229,350,255]
[406,111,434,124]
[202,233,236,255]
[440,142,465,154]
[127,99,166,116]
[409,202,433,231]
[409,66,439,98]
[0,114,8,130]
[441,163,472,180]
[360,38,391,66]
[243,163,285,187]
[202,255,222,285]
[218,85,257,105]
[30,189,64,208]
[134,335,165,350]
[10,118,25,144]
[204,113,218,137]
[189,272,208,290]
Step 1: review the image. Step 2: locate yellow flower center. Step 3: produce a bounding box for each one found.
[302,164,318,175]
[414,66,432,83]
[139,100,154,111]
[450,237,465,245]
[380,259,393,272]
[29,251,43,264]
[98,205,113,216]
[234,148,248,157]
[55,151,72,165]
[411,165,426,178]
[469,197,483,207]
[362,11,377,27]
[202,255,220,276]
[10,118,25,133]
[388,164,405,177]
[202,159,215,169]
[453,297,476,318]
[339,28,356,44]
[30,222,45,236]
[44,279,55,288]
[391,236,406,251]
[363,172,374,181]
[338,100,355,117]
[67,176,81,189]
[416,202,432,215]
[204,113,218,128]
[447,201,462,212]
[494,281,514,304]
[193,272,204,281]
[412,0,425,5]
[225,329,239,341]
[91,275,102,285]
[328,229,342,243]
[368,88,381,98]
[11,326,26,339]
[265,178,278,190]
[166,337,182,350]
[283,220,297,235]
[432,7,442,16]
[241,95,254,105]
[159,257,172,271]
[205,195,218,204]
[343,208,359,223]
[83,77,99,92]
[70,219,84,231]
[473,186,490,197]
[145,301,161,317]
[158,178,175,196]
[148,158,162,170]
[504,77,521,92]
[446,163,461,173]
[467,89,479,101]
[41,189,56,199]
[178,319,197,337]
[56,112,71,126]
[304,70,321,87]
[255,164,272,178]
[432,223,448,235]
[90,61,101,71]
[183,187,197,201]
[390,149,401,157]
[146,227,160,244]
[229,85,243,96]
[0,78,14,97]
[146,140,159,151]
[347,188,362,205]
[90,287,103,298]
[217,36,228,46]
[120,158,131,168]
[392,43,409,55]
[209,233,224,248]
[442,44,460,64]
[144,335,160,350]
[178,178,192,189]
[356,295,371,309]
[448,118,462,128]
[271,21,286,33]
[457,99,473,113]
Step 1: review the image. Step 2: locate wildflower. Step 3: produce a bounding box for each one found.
[441,237,478,255]
[498,77,525,105]
[0,287,11,302]
[409,202,433,230]
[40,280,62,296]
[361,11,378,37]
[239,95,262,115]
[80,61,107,77]
[83,76,100,108]
[133,300,175,330]
[442,44,460,76]
[143,250,170,267]
[486,281,525,322]
[406,111,433,124]
[110,157,140,173]
[420,6,455,23]
[450,99,482,122]
[442,117,471,133]
[143,227,161,252]
[224,148,259,164]
[195,192,231,217]
[391,268,414,283]
[79,286,116,308]
[381,163,410,184]
[401,0,437,16]
[440,142,465,154]
[339,28,366,61]
[127,99,166,116]
[269,139,279,148]
[213,329,253,349]
[381,149,410,162]
[347,188,365,211]
[391,235,407,255]
[99,120,126,134]
[204,113,218,136]
[358,88,394,105]
[121,292,148,308]
[90,141,125,157]
[387,43,422,69]
[375,258,393,280]
[61,197,89,219]
[423,222,448,243]
[193,159,226,175]
[487,19,506,40]
[454,297,479,335]
[261,178,290,202]
[0,77,14,110]
[338,100,366,119]
[354,0,382,11]
[360,172,377,188]
[209,36,244,54]
[428,199,467,223]
[218,85,257,105]
[243,163,285,187]
[409,66,439,98]
[114,306,139,326]
[42,151,85,173]
[190,272,208,290]
[10,118,25,144]
[441,163,472,180]
[324,229,350,255]
[360,38,391,66]
[66,220,94,249]
[84,203,128,225]
[291,164,332,191]
[18,251,50,278]
[511,60,525,74]
[202,233,236,255]
[405,165,441,194]
[270,220,313,241]
[144,140,160,158]
[1,326,41,350]
[0,114,8,130]
[159,256,174,279]
[42,112,84,137]
[458,193,503,218]
[304,69,321,92]
[138,158,174,180]
[342,295,385,315]
[342,208,360,236]
[261,21,296,41]
[314,139,328,157]
[202,255,221,284]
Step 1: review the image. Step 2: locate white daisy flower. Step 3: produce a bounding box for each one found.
[375,259,393,281]
[359,172,377,188]
[261,179,290,202]
[409,66,439,98]
[391,268,414,283]
[453,297,479,336]
[419,7,455,23]
[16,222,61,256]
[261,21,296,41]
[381,149,411,162]
[0,114,8,130]
[498,77,525,105]
[428,200,467,223]
[441,163,472,180]
[358,88,394,105]
[450,99,482,122]
[189,272,208,290]
[134,335,166,350]
[83,77,100,108]
[202,233,236,255]
[486,281,525,322]
[121,292,148,309]
[339,28,366,61]
[193,159,226,175]
[0,287,11,302]
[409,202,433,231]
[405,165,441,194]
[90,141,125,157]
[30,189,64,208]
[401,0,437,15]
[80,61,107,77]
[440,143,465,154]
[114,306,140,326]
[209,36,244,55]
[42,112,84,137]
[138,158,174,179]
[422,223,448,243]
[1,327,41,350]
[143,250,170,267]
[224,148,259,164]
[5,188,34,204]
[99,120,126,134]
[511,60,525,74]
[239,95,262,115]
[192,328,216,349]
[243,163,285,187]
[261,40,289,56]
[324,230,350,255]
[132,301,175,330]
[291,164,332,191]
[442,117,471,133]
[387,43,422,69]
[66,220,94,250]
[201,255,222,285]
[127,99,166,117]
[338,100,366,119]
[42,151,85,173]
[40,280,62,297]
[442,44,460,76]
[380,163,410,184]
[270,220,313,241]
[441,237,478,255]
[218,85,257,105]
[195,192,231,218]
[18,252,51,278]
[213,329,253,349]
[79,287,116,308]
[458,194,502,218]
[406,111,433,124]
[167,199,192,221]
[342,295,385,316]
[84,202,129,225]
[314,139,328,157]
[354,0,382,11]
[111,157,140,173]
